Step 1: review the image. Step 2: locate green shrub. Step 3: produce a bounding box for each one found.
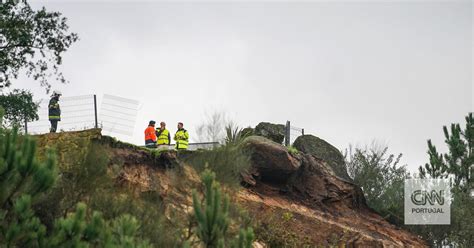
[35,142,113,228]
[225,124,252,146]
[47,203,151,248]
[252,209,312,248]
[149,147,169,158]
[287,146,299,156]
[89,188,179,247]
[184,145,251,187]
[344,143,407,226]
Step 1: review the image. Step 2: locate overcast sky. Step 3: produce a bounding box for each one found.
[18,1,472,172]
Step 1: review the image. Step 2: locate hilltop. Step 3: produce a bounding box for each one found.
[33,129,426,247]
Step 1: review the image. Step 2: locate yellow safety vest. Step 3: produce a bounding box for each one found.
[156,129,170,145]
[174,129,189,149]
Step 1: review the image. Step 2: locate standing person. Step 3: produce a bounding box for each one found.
[156,121,170,149]
[144,120,157,148]
[174,122,189,150]
[48,91,61,133]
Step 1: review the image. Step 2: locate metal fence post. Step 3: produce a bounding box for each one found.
[24,117,28,134]
[94,94,98,129]
[285,120,290,146]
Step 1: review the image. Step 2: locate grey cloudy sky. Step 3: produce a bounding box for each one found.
[19,1,472,172]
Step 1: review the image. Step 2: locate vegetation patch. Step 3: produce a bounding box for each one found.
[183,144,251,188]
[287,146,299,156]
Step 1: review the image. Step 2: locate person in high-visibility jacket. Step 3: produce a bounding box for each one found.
[48,91,62,133]
[156,122,170,149]
[174,122,189,150]
[144,120,157,148]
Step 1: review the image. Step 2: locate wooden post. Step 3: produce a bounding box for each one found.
[285,120,290,146]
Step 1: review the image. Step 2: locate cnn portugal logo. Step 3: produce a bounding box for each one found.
[404,179,451,225]
[411,189,445,206]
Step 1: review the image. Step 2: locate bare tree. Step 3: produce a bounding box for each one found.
[195,110,231,143]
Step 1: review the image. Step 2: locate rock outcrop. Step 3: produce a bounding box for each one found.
[242,136,363,210]
[254,122,285,144]
[252,123,351,181]
[240,135,426,247]
[293,134,351,181]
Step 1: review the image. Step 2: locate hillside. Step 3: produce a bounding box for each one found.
[34,129,427,247]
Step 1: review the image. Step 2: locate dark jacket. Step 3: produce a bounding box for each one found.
[48,97,61,121]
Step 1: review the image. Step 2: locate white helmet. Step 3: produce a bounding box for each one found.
[52,90,62,97]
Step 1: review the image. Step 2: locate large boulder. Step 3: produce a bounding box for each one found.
[241,135,365,210]
[292,135,351,181]
[254,122,285,144]
[242,136,301,184]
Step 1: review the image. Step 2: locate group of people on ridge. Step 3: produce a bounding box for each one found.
[144,120,189,150]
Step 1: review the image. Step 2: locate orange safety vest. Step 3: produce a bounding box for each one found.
[144,126,157,142]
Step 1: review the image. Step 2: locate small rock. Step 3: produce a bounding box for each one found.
[253,241,267,248]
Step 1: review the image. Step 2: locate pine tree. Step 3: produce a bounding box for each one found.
[48,203,150,248]
[415,113,474,246]
[192,169,230,248]
[191,169,255,248]
[0,124,150,247]
[0,128,57,208]
[230,227,254,248]
[0,127,56,247]
[419,113,473,190]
